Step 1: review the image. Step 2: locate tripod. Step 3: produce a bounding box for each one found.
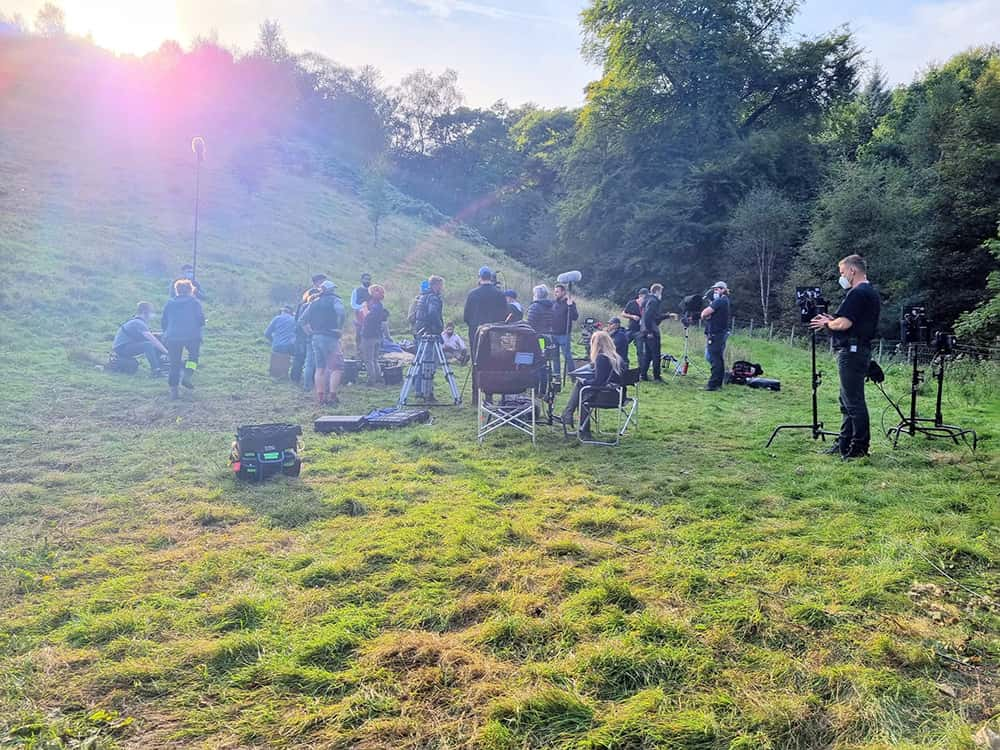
[766,328,840,446]
[670,322,699,376]
[885,346,977,450]
[399,335,461,407]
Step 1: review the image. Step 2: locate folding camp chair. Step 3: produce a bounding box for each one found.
[473,323,546,446]
[576,367,640,446]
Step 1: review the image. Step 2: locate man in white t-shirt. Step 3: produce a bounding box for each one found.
[440,322,468,364]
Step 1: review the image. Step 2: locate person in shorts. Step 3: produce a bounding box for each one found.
[301,280,346,406]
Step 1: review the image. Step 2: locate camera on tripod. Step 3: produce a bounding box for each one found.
[680,294,704,327]
[900,306,931,346]
[795,287,828,324]
[934,331,956,355]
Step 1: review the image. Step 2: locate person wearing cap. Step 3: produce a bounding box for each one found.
[622,288,648,368]
[292,273,327,388]
[351,272,373,354]
[300,279,346,406]
[169,263,205,300]
[464,266,509,404]
[701,281,731,391]
[607,317,631,369]
[112,301,169,375]
[408,279,431,337]
[505,289,524,323]
[264,305,297,355]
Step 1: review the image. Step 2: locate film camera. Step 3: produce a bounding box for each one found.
[680,294,704,327]
[579,317,602,347]
[900,306,931,346]
[795,287,828,324]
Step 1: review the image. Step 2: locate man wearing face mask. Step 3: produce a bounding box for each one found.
[700,282,731,391]
[809,254,881,459]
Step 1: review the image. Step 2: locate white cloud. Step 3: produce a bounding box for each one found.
[401,0,571,26]
[854,0,1000,84]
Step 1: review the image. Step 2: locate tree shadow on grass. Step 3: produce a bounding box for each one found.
[228,478,336,529]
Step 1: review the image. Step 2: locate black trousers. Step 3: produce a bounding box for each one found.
[837,349,871,453]
[639,332,660,379]
[290,332,308,383]
[166,339,201,387]
[706,332,728,389]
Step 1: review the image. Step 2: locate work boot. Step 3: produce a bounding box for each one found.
[169,386,179,400]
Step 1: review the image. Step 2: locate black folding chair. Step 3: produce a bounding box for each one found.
[473,323,546,446]
[577,368,640,446]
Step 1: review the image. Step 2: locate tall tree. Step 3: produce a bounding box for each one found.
[34,2,65,36]
[254,19,290,62]
[726,187,801,324]
[392,69,463,156]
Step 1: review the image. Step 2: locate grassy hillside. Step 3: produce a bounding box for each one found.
[2,37,1000,750]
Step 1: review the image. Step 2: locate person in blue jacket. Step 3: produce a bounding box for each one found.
[161,279,205,399]
[264,306,297,355]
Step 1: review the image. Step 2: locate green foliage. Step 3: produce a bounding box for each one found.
[956,225,1000,342]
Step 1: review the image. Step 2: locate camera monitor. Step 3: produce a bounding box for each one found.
[795,287,828,324]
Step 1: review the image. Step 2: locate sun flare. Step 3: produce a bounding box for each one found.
[64,0,182,56]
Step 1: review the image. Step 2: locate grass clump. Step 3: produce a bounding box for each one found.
[207,596,270,632]
[568,575,643,616]
[488,688,594,746]
[206,633,266,674]
[575,640,710,700]
[300,561,360,588]
[579,691,717,750]
[296,625,363,670]
[476,614,577,660]
[63,610,142,646]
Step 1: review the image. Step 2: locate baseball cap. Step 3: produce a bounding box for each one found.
[479,266,493,280]
[321,280,336,291]
[420,280,430,292]
[638,287,650,296]
[713,281,729,291]
[312,273,328,284]
[608,317,622,326]
[504,289,517,298]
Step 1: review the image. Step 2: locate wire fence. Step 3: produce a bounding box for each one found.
[675,316,1000,364]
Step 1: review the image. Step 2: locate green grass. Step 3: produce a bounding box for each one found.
[2,75,999,749]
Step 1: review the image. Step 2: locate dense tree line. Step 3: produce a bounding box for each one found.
[2,1,998,340]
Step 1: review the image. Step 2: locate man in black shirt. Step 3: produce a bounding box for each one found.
[169,264,206,300]
[809,254,882,459]
[463,266,509,404]
[700,281,731,391]
[622,288,647,371]
[639,284,664,381]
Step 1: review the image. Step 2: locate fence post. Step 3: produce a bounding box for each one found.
[878,339,884,364]
[789,327,795,346]
[749,320,754,338]
[829,338,833,353]
[769,323,774,341]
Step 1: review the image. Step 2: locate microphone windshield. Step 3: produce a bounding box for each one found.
[557,270,582,284]
[191,137,206,161]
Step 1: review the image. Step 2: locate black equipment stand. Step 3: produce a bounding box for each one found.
[399,335,461,407]
[885,346,977,451]
[766,329,840,447]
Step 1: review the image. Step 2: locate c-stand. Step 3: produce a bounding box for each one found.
[885,345,977,451]
[766,328,840,446]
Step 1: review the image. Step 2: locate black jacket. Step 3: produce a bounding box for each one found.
[464,283,508,334]
[421,292,445,335]
[641,295,662,334]
[611,328,630,366]
[170,277,205,300]
[527,299,555,334]
[301,291,345,337]
[552,298,579,334]
[161,295,205,341]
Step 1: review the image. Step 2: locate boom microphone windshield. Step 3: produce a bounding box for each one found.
[557,270,582,285]
[192,136,206,163]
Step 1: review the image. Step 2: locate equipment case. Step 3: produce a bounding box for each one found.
[315,415,368,433]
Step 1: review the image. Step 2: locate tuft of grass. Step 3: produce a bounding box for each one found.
[568,576,643,616]
[63,610,142,646]
[300,561,360,588]
[296,626,363,671]
[206,633,266,674]
[476,614,577,660]
[488,688,595,746]
[207,597,270,632]
[574,640,710,700]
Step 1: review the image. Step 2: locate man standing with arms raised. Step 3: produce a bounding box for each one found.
[809,255,881,459]
[552,283,579,377]
[701,281,731,391]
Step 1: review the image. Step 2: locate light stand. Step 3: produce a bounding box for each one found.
[190,137,206,279]
[885,346,977,451]
[766,328,840,446]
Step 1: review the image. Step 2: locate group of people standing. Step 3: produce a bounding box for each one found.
[618,281,732,391]
[112,264,205,400]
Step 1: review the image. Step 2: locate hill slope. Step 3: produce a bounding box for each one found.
[2,36,1000,750]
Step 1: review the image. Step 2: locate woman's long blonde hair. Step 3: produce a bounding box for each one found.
[589,330,622,374]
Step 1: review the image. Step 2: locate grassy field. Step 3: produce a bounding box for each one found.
[2,63,999,748]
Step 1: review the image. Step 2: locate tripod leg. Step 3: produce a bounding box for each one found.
[436,342,462,404]
[398,340,424,406]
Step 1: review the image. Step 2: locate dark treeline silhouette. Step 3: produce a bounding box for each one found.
[2,2,998,340]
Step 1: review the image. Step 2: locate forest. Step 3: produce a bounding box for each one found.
[3,0,999,340]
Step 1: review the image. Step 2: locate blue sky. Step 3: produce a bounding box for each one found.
[5,0,999,106]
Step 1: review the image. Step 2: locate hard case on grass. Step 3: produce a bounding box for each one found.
[747,377,781,391]
[366,409,430,429]
[231,423,302,481]
[341,359,361,385]
[314,415,368,433]
[381,364,404,385]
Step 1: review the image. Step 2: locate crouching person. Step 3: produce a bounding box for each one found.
[162,279,205,400]
[112,302,168,375]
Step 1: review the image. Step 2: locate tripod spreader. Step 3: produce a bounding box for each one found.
[766,328,840,447]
